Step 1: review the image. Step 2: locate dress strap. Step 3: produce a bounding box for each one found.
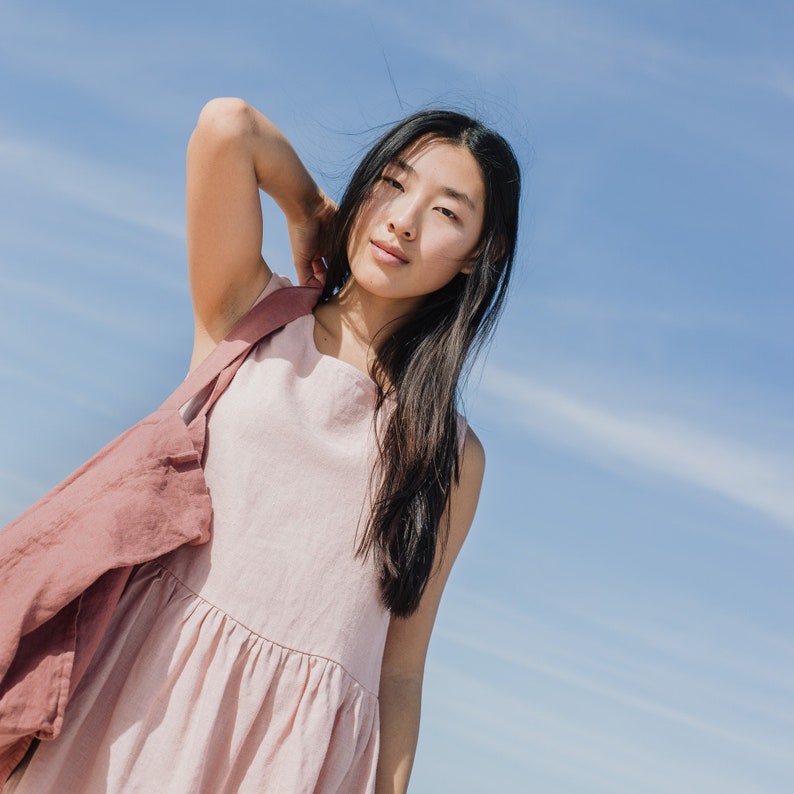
[160,286,321,417]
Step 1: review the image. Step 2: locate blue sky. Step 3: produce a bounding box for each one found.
[1,1,792,791]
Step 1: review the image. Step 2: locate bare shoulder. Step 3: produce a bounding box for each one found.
[447,425,485,548]
[461,425,486,481]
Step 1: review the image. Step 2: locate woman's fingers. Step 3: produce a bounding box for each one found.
[288,193,337,286]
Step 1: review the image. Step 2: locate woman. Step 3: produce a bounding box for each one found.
[6,98,520,793]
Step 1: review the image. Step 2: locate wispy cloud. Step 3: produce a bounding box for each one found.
[0,362,119,421]
[0,3,256,129]
[493,0,794,106]
[428,662,779,794]
[0,134,183,239]
[0,272,155,338]
[527,293,788,341]
[424,586,794,792]
[760,62,794,103]
[439,587,793,755]
[481,365,794,530]
[341,0,793,102]
[0,469,50,525]
[426,657,780,794]
[338,0,793,176]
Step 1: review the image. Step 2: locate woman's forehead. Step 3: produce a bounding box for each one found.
[391,137,485,205]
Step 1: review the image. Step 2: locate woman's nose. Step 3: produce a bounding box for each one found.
[387,207,417,240]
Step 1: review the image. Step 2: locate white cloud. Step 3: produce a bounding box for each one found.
[339,0,790,101]
[0,362,119,420]
[334,0,793,177]
[421,586,794,791]
[760,63,794,102]
[0,3,253,129]
[0,469,49,525]
[529,294,762,338]
[0,134,183,239]
[0,272,148,337]
[437,594,791,758]
[481,365,794,530]
[425,661,776,794]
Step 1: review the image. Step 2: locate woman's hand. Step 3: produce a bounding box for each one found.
[287,191,337,288]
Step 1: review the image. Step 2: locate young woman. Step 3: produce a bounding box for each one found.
[6,98,520,793]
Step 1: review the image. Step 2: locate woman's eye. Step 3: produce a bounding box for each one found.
[382,176,403,190]
[437,207,457,220]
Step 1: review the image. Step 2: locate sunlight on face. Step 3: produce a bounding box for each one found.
[346,137,485,307]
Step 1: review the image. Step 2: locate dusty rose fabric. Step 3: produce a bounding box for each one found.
[4,275,392,792]
[0,284,321,786]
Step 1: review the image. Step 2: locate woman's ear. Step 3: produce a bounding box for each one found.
[466,234,507,275]
[460,242,487,274]
[460,247,481,275]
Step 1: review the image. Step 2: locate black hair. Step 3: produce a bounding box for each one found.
[322,109,521,616]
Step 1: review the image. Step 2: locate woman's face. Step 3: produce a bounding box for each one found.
[346,137,485,308]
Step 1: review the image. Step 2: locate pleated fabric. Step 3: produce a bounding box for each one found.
[7,275,390,793]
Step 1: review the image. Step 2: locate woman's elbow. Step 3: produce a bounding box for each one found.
[192,97,256,144]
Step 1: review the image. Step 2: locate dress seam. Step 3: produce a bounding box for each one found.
[152,560,379,698]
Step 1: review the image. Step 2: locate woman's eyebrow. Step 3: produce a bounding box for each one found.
[393,158,476,211]
[394,157,414,174]
[443,187,476,211]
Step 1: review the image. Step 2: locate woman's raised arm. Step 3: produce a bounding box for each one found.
[186,98,333,369]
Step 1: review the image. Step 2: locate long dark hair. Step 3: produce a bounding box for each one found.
[322,110,521,617]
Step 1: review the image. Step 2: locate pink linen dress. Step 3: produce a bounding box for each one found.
[6,275,391,793]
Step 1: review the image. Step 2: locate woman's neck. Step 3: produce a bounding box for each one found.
[312,278,418,375]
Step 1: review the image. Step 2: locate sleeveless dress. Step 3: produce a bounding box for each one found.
[6,275,391,793]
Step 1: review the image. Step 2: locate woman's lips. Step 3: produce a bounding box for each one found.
[370,240,409,266]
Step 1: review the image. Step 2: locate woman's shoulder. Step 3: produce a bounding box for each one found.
[455,413,485,465]
[461,424,485,476]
